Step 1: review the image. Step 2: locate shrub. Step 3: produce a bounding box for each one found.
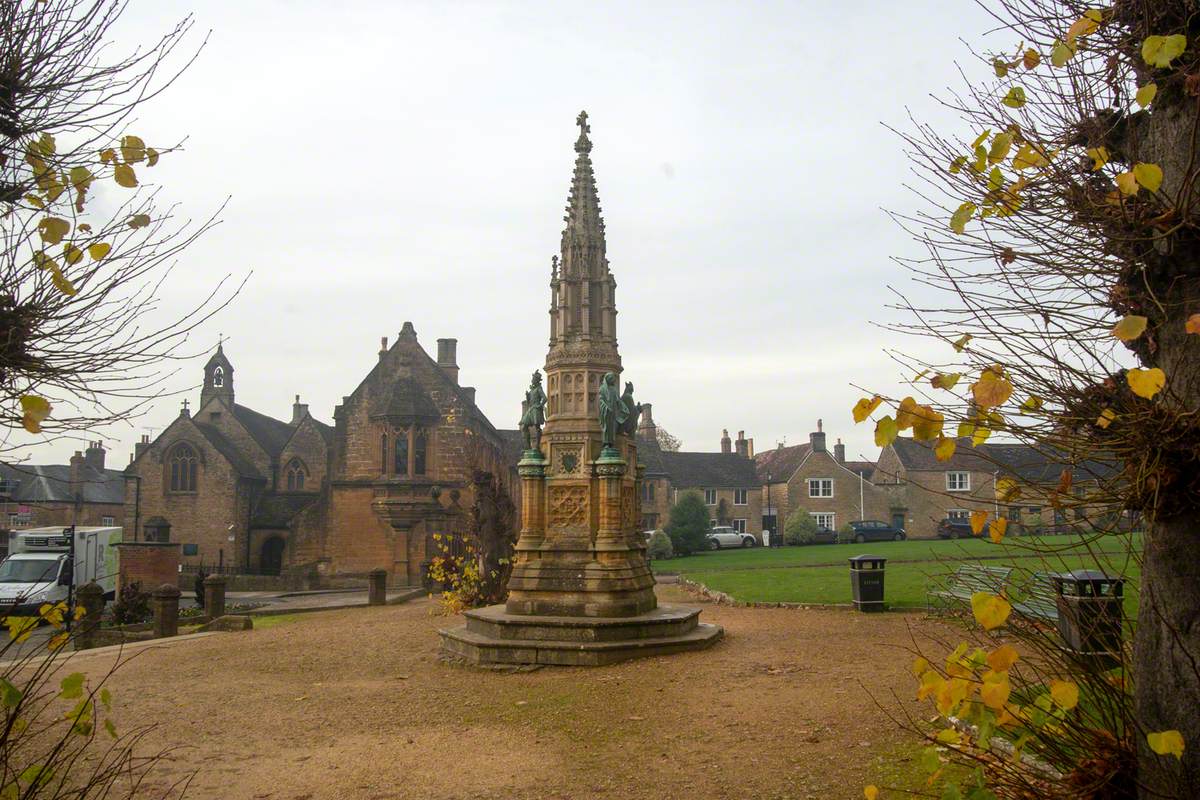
[666,491,711,556]
[783,508,819,545]
[110,582,151,626]
[838,523,856,544]
[646,530,673,560]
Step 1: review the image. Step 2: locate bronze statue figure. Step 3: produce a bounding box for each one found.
[598,371,628,450]
[519,370,547,452]
[620,381,641,437]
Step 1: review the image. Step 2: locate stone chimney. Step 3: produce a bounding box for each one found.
[437,338,459,384]
[720,429,732,454]
[462,386,476,405]
[834,438,845,463]
[84,441,105,471]
[292,394,309,424]
[810,419,826,453]
[735,430,749,458]
[748,438,754,458]
[379,336,388,361]
[135,434,151,461]
[637,403,657,440]
[69,451,85,502]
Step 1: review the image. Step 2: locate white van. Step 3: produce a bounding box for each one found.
[0,527,121,613]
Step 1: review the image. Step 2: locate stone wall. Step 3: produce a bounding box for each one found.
[783,449,890,531]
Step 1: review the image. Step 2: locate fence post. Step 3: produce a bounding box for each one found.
[203,574,227,619]
[152,583,181,638]
[368,568,388,606]
[73,582,105,651]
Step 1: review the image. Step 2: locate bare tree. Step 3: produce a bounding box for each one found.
[1,0,239,453]
[655,426,682,452]
[856,0,1200,795]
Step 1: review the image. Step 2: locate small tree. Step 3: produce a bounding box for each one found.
[715,497,731,526]
[665,490,710,555]
[783,507,819,545]
[646,529,673,560]
[656,426,682,452]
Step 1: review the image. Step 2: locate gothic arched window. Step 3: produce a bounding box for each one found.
[168,444,198,492]
[212,366,224,388]
[285,458,307,491]
[394,428,409,476]
[381,432,388,474]
[413,428,427,476]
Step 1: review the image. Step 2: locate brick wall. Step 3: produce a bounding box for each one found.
[2,501,123,530]
[114,542,180,596]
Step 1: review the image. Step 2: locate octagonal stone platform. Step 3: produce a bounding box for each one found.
[439,604,723,666]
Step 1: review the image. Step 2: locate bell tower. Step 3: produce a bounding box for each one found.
[200,342,235,409]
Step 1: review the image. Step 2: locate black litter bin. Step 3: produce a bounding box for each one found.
[849,555,887,612]
[1052,570,1124,655]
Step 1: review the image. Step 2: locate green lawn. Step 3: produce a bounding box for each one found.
[661,534,1141,612]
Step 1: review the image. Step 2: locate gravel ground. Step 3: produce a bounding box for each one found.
[66,586,955,800]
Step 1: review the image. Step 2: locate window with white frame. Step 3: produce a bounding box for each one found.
[734,489,747,505]
[948,509,970,520]
[808,478,833,498]
[732,519,747,533]
[704,489,717,505]
[812,512,835,530]
[946,471,970,491]
[102,516,114,526]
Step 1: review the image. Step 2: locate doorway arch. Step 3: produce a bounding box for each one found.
[260,536,286,576]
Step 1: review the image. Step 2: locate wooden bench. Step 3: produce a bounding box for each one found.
[1011,572,1060,622]
[928,565,1013,611]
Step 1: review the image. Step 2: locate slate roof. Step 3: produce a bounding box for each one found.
[890,438,1118,483]
[844,460,877,480]
[0,463,124,505]
[195,424,264,480]
[636,435,670,477]
[754,443,812,483]
[232,404,295,458]
[369,378,442,422]
[250,493,320,528]
[659,451,760,489]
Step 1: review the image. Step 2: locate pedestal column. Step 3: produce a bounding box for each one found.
[594,454,625,551]
[515,451,548,553]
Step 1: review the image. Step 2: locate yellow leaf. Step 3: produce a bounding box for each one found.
[931,373,961,390]
[38,217,71,245]
[912,656,931,677]
[4,617,37,643]
[48,264,77,296]
[1136,83,1158,108]
[918,670,944,701]
[62,243,84,266]
[936,678,972,716]
[1186,314,1200,335]
[1115,172,1138,195]
[1023,48,1041,69]
[874,416,899,447]
[935,727,962,744]
[971,592,1012,631]
[852,395,883,423]
[990,517,1008,543]
[1066,14,1099,45]
[147,147,160,167]
[128,214,151,229]
[992,58,1009,78]
[1133,163,1163,192]
[1112,315,1148,341]
[48,632,69,651]
[1051,39,1076,67]
[113,164,137,188]
[972,367,1013,408]
[971,130,992,150]
[988,133,1013,165]
[970,510,989,536]
[981,671,1011,710]
[987,645,1019,672]
[120,134,146,164]
[950,202,976,234]
[1020,395,1043,413]
[934,436,956,462]
[87,242,111,261]
[988,165,1004,192]
[1147,730,1185,759]
[949,155,968,174]
[1096,408,1116,428]
[1127,367,1166,399]
[864,786,880,800]
[1013,142,1050,170]
[895,396,919,431]
[19,395,52,434]
[973,411,1001,445]
[996,477,1021,502]
[1050,680,1079,710]
[911,406,944,442]
[99,148,115,164]
[1143,35,1187,69]
[1001,87,1026,109]
[952,333,972,352]
[1087,146,1109,171]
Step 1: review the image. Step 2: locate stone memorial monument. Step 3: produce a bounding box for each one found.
[439,112,722,665]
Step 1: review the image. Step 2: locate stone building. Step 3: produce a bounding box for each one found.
[0,442,123,534]
[124,333,510,586]
[754,421,890,536]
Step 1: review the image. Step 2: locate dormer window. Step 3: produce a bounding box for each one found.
[212,366,224,387]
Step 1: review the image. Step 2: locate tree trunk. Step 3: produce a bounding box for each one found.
[1135,514,1200,798]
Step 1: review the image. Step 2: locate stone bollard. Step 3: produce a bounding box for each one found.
[152,583,181,638]
[368,568,388,606]
[73,581,105,651]
[203,575,227,620]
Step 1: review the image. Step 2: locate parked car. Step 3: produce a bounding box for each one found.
[707,526,757,550]
[936,518,992,539]
[810,527,840,545]
[847,520,906,543]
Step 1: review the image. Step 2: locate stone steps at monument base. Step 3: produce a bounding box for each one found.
[464,603,701,642]
[438,621,724,667]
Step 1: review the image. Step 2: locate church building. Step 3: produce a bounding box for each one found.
[123,328,514,586]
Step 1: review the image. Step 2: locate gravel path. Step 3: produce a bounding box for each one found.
[70,586,953,800]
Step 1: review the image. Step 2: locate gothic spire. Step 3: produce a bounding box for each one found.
[560,110,607,277]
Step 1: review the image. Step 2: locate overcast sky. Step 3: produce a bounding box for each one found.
[16,0,1004,468]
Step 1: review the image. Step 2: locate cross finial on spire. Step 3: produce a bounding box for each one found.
[574,110,592,154]
[576,110,589,135]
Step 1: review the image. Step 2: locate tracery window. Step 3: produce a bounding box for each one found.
[285,458,307,491]
[168,444,198,492]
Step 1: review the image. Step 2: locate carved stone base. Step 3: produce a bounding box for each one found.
[505,550,656,617]
[438,604,723,666]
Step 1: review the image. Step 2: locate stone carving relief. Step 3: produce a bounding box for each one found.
[621,486,634,529]
[549,486,588,527]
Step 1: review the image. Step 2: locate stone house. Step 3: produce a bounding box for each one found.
[124,330,511,586]
[0,442,124,535]
[754,421,890,536]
